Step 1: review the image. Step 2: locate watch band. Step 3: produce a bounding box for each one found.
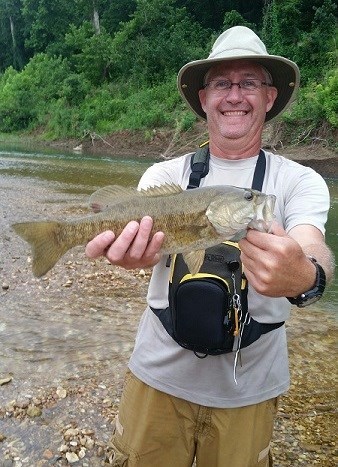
[287,257,326,308]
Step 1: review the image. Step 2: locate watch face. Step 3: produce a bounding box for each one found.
[297,293,322,308]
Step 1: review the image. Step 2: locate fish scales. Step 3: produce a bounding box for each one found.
[12,183,276,277]
[74,186,217,250]
[62,205,215,253]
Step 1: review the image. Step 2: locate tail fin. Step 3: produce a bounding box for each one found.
[12,221,69,277]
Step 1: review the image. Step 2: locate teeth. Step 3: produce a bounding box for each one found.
[222,111,246,116]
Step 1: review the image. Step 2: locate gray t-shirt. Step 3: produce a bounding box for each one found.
[128,151,329,408]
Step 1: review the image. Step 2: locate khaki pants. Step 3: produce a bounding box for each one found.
[108,370,277,467]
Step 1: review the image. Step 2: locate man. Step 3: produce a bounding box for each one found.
[86,26,334,466]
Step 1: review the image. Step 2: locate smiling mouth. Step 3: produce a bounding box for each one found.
[222,111,248,116]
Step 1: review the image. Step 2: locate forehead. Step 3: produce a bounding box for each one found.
[207,60,266,79]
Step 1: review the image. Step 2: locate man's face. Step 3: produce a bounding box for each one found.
[198,60,277,151]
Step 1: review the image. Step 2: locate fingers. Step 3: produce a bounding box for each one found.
[85,217,165,269]
[85,230,115,258]
[140,231,165,266]
[239,222,311,296]
[268,221,288,237]
[244,222,287,248]
[112,216,154,262]
[106,220,142,263]
[107,216,164,268]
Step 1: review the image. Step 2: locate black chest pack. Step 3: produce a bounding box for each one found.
[151,143,284,357]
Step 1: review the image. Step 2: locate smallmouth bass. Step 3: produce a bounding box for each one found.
[12,183,276,277]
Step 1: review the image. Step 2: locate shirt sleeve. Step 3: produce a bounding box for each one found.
[280,164,330,235]
[137,154,193,190]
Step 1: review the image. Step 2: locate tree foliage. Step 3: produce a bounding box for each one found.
[0,0,336,141]
[108,0,209,85]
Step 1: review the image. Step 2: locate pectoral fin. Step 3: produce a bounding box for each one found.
[182,250,205,275]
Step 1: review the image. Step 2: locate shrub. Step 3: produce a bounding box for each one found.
[0,54,70,132]
[282,68,337,145]
[112,77,182,130]
[284,68,337,127]
[79,85,127,132]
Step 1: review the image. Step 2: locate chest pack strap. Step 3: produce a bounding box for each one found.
[188,143,266,192]
[187,142,210,189]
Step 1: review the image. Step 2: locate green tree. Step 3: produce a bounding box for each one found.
[99,0,137,35]
[110,0,209,85]
[176,0,265,30]
[21,0,82,54]
[0,54,71,130]
[0,0,26,71]
[271,0,302,58]
[261,0,283,55]
[222,10,255,31]
[294,0,337,82]
[63,22,114,85]
[20,0,137,56]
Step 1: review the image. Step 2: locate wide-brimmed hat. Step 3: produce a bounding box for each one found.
[177,26,300,122]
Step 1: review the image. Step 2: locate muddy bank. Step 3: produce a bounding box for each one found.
[79,126,336,179]
[0,170,337,466]
[6,123,336,178]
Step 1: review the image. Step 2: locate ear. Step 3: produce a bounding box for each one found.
[198,88,207,112]
[266,86,278,113]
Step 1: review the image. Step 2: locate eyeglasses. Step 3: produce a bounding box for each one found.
[202,78,272,93]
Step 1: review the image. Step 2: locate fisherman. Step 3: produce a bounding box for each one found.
[85,26,334,466]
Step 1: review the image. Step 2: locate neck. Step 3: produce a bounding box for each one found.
[209,139,262,160]
[209,143,261,160]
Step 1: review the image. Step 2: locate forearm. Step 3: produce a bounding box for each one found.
[289,225,335,285]
[301,243,335,283]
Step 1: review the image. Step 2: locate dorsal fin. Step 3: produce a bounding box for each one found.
[89,185,136,212]
[89,183,183,213]
[139,183,183,197]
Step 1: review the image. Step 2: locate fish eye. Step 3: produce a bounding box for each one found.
[244,191,254,201]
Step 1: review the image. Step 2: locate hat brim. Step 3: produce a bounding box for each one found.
[177,55,300,122]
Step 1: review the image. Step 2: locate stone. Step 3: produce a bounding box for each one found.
[27,405,42,417]
[56,387,67,399]
[66,452,79,463]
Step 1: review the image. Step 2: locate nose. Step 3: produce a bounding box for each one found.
[224,83,243,103]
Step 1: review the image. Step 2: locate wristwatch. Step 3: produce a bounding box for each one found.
[287,256,326,308]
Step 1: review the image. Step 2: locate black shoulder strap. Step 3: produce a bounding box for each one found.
[251,149,266,191]
[188,145,266,191]
[187,142,210,189]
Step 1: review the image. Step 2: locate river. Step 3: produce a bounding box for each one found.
[0,146,337,384]
[0,147,154,392]
[1,144,336,306]
[0,145,336,465]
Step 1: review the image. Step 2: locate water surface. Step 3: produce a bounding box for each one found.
[0,146,336,400]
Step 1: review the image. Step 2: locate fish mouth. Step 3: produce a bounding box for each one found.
[248,194,276,232]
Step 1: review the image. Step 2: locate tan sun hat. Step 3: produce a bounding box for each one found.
[177,26,300,122]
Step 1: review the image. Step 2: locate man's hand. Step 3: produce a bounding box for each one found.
[85,216,165,270]
[239,223,320,298]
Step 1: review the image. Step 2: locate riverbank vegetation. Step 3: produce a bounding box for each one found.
[0,0,337,149]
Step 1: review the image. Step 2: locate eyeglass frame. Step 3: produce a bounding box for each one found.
[202,78,273,93]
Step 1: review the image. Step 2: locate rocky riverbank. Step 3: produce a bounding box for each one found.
[0,149,336,466]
